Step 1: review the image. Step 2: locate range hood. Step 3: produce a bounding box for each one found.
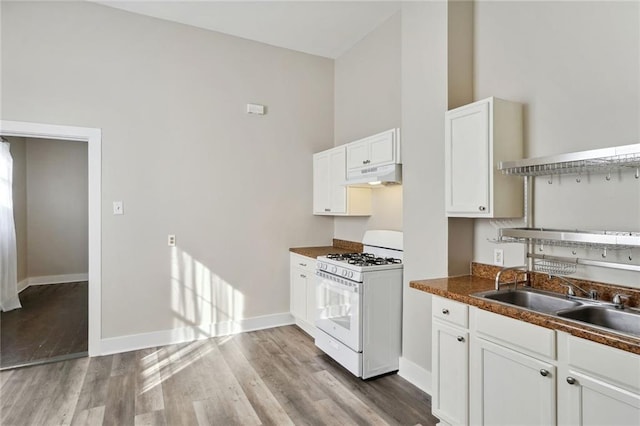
[345,163,402,187]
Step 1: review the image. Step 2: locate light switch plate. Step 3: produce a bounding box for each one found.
[493,248,504,266]
[113,201,123,215]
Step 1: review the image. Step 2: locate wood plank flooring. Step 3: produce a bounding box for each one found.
[0,325,439,425]
[1,282,88,369]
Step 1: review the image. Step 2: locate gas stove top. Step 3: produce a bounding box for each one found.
[325,252,402,267]
[316,251,403,283]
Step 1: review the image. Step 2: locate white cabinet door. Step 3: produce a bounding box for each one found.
[445,101,490,215]
[470,337,556,426]
[313,146,346,214]
[313,151,331,214]
[313,145,371,216]
[432,320,469,426]
[290,265,307,320]
[290,253,317,337]
[345,128,399,171]
[557,332,640,426]
[305,275,316,327]
[368,131,396,166]
[562,370,640,426]
[328,148,347,214]
[445,97,523,218]
[346,140,369,169]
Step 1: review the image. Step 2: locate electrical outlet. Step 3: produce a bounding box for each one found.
[168,235,176,247]
[493,248,504,266]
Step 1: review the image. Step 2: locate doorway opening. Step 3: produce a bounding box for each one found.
[0,120,101,369]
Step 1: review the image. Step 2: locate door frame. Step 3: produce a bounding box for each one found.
[0,119,101,356]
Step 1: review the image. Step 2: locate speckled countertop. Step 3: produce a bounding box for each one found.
[410,264,640,355]
[290,239,363,259]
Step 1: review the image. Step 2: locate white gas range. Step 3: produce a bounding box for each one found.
[314,230,403,379]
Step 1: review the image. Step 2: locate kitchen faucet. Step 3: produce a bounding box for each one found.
[495,265,529,291]
[549,275,598,300]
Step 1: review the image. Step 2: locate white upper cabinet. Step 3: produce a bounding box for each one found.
[346,128,400,171]
[313,145,371,216]
[445,97,523,218]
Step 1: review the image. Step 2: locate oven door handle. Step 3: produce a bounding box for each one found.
[316,272,360,293]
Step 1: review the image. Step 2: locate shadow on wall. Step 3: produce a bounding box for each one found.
[170,245,245,337]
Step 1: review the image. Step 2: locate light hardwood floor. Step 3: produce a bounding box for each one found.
[0,325,438,425]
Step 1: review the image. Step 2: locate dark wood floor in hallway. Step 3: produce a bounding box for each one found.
[0,325,438,425]
[0,282,88,369]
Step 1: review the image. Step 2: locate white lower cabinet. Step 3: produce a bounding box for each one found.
[432,296,469,426]
[289,253,316,336]
[470,337,556,426]
[433,321,469,425]
[432,300,640,426]
[557,332,640,426]
[469,308,556,426]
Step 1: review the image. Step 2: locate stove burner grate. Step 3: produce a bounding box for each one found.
[325,252,401,266]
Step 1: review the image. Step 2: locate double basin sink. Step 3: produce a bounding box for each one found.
[472,287,640,338]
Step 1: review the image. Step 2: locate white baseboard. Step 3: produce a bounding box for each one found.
[398,356,432,395]
[28,273,88,286]
[99,312,295,356]
[17,273,88,293]
[17,279,29,293]
[294,318,316,338]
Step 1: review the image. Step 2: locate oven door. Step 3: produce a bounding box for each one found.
[315,271,362,352]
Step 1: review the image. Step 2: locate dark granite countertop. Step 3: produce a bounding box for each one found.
[410,267,640,355]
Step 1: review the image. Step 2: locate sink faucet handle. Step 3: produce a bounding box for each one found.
[558,283,576,297]
[612,293,630,308]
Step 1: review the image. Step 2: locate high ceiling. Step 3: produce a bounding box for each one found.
[93,1,402,59]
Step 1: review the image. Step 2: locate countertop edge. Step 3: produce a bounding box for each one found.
[410,277,640,356]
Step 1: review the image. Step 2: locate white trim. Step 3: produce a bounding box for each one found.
[27,273,89,286]
[0,120,101,356]
[17,279,29,293]
[294,318,316,338]
[398,356,432,394]
[100,312,294,356]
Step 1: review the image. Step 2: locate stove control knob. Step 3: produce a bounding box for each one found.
[349,271,354,278]
[331,266,337,274]
[341,270,347,277]
[320,263,326,270]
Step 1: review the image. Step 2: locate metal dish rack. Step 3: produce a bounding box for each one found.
[499,144,640,178]
[496,144,640,273]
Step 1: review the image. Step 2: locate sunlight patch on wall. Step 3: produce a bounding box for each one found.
[170,246,245,335]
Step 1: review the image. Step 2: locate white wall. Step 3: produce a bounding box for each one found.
[1,1,334,339]
[400,1,449,381]
[25,138,88,278]
[333,13,402,242]
[8,137,27,283]
[473,1,640,287]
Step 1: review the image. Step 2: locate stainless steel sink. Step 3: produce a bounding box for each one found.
[556,306,640,337]
[474,289,583,314]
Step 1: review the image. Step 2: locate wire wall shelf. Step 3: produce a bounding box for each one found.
[498,228,640,250]
[499,143,640,177]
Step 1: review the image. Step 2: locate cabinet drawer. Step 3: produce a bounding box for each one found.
[472,307,556,360]
[433,296,469,328]
[290,253,316,271]
[566,335,640,392]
